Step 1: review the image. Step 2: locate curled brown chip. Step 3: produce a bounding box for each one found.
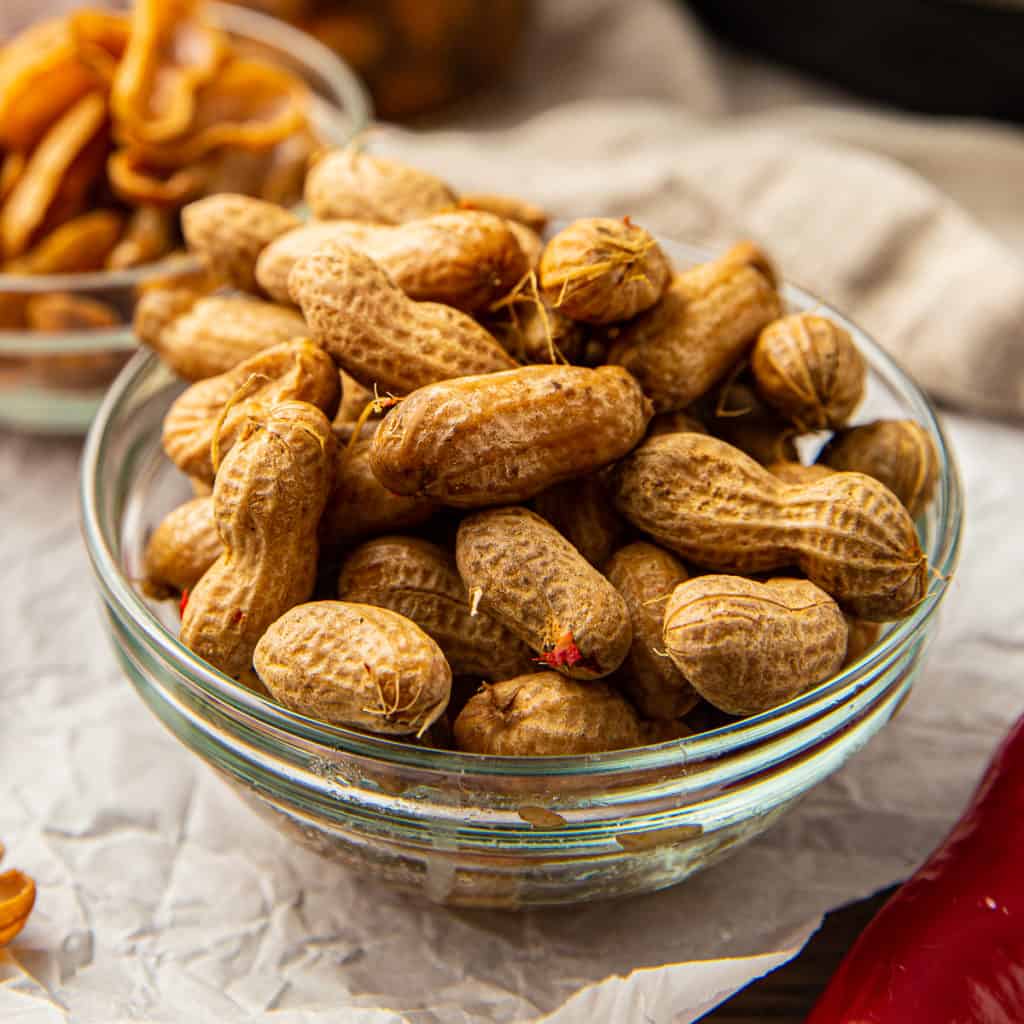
[68,9,132,84]
[0,91,108,258]
[21,210,124,274]
[125,57,309,169]
[107,149,205,208]
[0,19,101,151]
[106,205,174,269]
[111,0,226,145]
[0,152,26,203]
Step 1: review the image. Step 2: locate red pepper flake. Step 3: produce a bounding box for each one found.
[178,589,190,616]
[538,630,585,670]
[231,609,244,624]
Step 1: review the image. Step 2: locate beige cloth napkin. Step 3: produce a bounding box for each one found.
[377,0,1024,417]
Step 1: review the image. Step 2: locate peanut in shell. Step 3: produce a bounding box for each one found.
[369,365,652,508]
[611,432,928,621]
[663,575,848,716]
[288,241,516,396]
[455,506,632,680]
[254,600,452,735]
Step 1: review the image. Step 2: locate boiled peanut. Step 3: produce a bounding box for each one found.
[821,419,939,518]
[455,506,632,679]
[604,542,698,720]
[254,600,451,735]
[181,402,336,683]
[289,241,516,395]
[453,673,644,755]
[143,496,221,598]
[370,365,652,507]
[458,192,548,232]
[162,338,340,484]
[611,433,928,621]
[320,440,436,550]
[337,536,533,680]
[752,313,867,430]
[607,242,781,412]
[257,211,527,313]
[532,475,623,567]
[539,217,670,324]
[304,148,456,224]
[135,289,307,381]
[182,193,300,294]
[663,575,848,715]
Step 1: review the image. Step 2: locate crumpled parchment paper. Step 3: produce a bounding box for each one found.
[3,0,1024,1019]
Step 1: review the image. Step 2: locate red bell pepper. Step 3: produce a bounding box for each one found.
[807,712,1024,1023]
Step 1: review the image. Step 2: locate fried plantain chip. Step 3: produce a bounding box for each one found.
[0,91,108,258]
[111,0,226,145]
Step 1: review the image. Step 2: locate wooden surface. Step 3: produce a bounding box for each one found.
[699,887,895,1022]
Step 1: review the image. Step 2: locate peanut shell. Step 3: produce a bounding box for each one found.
[532,475,623,567]
[456,506,632,679]
[663,575,848,716]
[289,241,516,395]
[607,242,782,412]
[304,148,456,224]
[135,289,306,381]
[180,401,336,683]
[369,365,652,508]
[254,600,451,735]
[821,419,939,518]
[611,432,928,621]
[182,193,300,294]
[258,211,527,313]
[453,673,644,755]
[143,496,221,598]
[539,217,670,324]
[752,313,867,430]
[604,542,698,720]
[162,338,340,484]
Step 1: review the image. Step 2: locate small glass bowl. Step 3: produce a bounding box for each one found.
[80,241,963,907]
[0,3,370,436]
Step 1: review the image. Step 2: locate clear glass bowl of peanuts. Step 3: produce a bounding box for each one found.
[79,229,963,908]
[0,2,370,435]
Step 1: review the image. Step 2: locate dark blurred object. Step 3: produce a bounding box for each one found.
[686,0,1024,121]
[242,0,530,120]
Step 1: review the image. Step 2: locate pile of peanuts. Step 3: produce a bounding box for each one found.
[138,144,939,756]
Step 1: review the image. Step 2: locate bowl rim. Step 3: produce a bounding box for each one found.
[79,240,964,776]
[0,1,372,355]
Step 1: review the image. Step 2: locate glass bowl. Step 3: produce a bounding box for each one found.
[0,2,370,436]
[80,240,963,907]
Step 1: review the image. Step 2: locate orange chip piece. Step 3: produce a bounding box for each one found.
[111,0,226,145]
[1,91,108,258]
[68,9,132,84]
[21,210,124,274]
[26,292,122,332]
[0,869,36,947]
[106,205,174,269]
[126,57,308,169]
[0,19,103,151]
[107,149,206,208]
[0,151,26,203]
